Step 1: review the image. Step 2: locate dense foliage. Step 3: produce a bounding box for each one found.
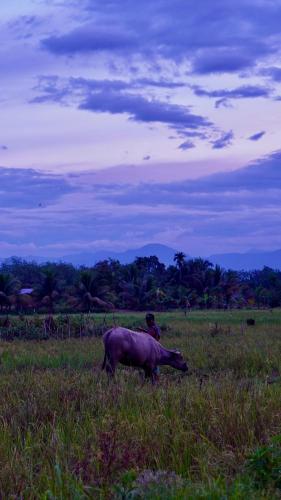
[0,254,281,313]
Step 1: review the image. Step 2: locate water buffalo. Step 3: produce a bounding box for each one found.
[102,327,188,382]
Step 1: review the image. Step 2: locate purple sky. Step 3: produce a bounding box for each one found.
[1,0,281,258]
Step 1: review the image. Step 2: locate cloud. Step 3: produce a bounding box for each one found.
[214,98,233,109]
[178,140,195,151]
[191,49,256,75]
[42,25,138,54]
[40,0,281,75]
[191,84,272,99]
[8,15,44,40]
[172,130,208,140]
[79,91,212,131]
[3,1,281,257]
[31,75,187,103]
[96,151,281,206]
[248,131,266,141]
[1,151,281,257]
[0,145,8,150]
[88,152,281,250]
[132,78,185,89]
[0,166,75,209]
[211,131,234,149]
[31,75,130,103]
[32,75,213,135]
[190,84,272,107]
[260,66,281,82]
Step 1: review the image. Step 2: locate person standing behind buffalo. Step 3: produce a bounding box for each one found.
[137,313,161,379]
[141,313,161,341]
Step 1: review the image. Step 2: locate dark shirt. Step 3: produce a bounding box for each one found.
[147,324,161,341]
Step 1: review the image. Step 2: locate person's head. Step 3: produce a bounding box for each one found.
[146,312,155,327]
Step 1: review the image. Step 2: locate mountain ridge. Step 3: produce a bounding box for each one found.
[1,244,281,270]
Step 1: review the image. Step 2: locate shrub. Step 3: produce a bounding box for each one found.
[246,435,281,489]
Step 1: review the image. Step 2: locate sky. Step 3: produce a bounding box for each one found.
[1,0,281,258]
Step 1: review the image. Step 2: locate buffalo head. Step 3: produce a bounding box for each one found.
[169,350,188,372]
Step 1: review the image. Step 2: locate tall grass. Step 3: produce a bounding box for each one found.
[0,310,280,497]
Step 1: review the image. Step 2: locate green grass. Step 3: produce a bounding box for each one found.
[0,310,280,498]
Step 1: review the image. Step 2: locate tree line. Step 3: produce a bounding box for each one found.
[0,253,281,313]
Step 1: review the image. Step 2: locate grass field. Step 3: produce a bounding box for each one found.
[0,310,280,498]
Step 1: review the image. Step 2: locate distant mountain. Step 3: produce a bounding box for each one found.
[61,246,281,269]
[1,245,281,270]
[209,249,281,271]
[62,244,182,267]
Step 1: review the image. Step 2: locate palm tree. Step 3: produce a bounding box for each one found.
[0,273,20,312]
[173,252,186,284]
[38,269,59,314]
[174,252,186,268]
[209,264,224,308]
[185,258,213,295]
[73,271,113,312]
[221,270,239,308]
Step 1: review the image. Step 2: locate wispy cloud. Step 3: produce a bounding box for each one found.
[248,131,266,141]
[211,131,234,149]
[178,140,195,151]
[79,91,212,132]
[32,75,214,137]
[190,84,272,108]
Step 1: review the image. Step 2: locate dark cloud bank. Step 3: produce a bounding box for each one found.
[1,151,281,254]
[95,151,281,209]
[41,0,281,76]
[0,167,75,209]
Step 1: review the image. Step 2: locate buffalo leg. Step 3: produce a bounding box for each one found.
[105,355,116,377]
[144,367,156,384]
[101,352,107,370]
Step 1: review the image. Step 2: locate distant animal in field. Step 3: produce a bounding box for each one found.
[246,318,255,326]
[102,327,188,382]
